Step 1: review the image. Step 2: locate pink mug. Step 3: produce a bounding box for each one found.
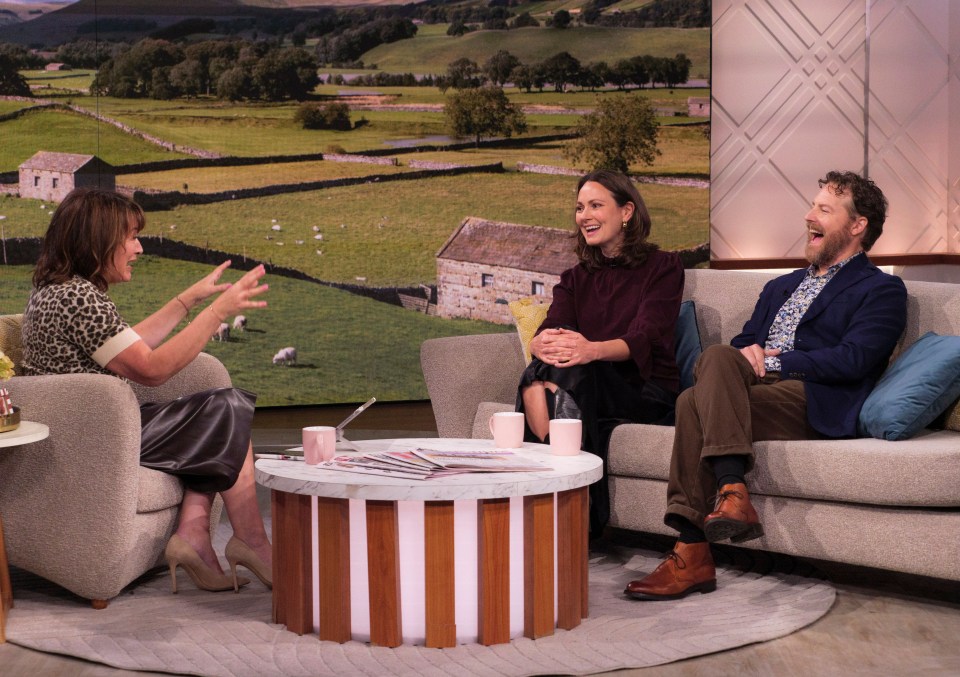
[549,418,582,456]
[303,425,337,465]
[488,411,525,448]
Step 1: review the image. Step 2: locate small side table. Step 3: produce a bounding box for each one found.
[0,420,49,643]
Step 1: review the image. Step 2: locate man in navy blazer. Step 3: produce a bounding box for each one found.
[626,170,907,601]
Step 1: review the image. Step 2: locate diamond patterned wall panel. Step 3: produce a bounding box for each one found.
[711,0,960,260]
[711,0,867,260]
[865,0,950,255]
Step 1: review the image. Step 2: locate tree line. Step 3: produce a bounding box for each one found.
[92,39,319,101]
[440,50,693,93]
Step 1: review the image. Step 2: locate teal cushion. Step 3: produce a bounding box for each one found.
[858,332,960,441]
[675,300,702,392]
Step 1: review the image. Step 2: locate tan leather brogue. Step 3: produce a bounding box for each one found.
[624,541,716,601]
[703,482,763,543]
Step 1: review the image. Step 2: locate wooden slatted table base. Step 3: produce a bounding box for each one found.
[270,489,591,645]
[271,490,312,634]
[316,497,351,643]
[424,500,456,648]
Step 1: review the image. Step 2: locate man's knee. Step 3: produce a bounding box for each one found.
[693,344,742,378]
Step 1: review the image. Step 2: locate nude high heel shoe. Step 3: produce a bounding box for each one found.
[225,536,273,592]
[164,534,249,593]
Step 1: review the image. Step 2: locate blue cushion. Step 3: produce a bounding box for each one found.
[858,332,960,441]
[675,300,702,392]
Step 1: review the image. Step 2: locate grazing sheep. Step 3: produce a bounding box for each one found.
[271,224,282,232]
[213,323,230,342]
[312,225,320,232]
[314,233,323,240]
[295,239,304,245]
[272,346,297,366]
[232,315,247,332]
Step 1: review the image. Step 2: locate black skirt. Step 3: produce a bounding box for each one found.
[516,359,676,535]
[139,387,257,494]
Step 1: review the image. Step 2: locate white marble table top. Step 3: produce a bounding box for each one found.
[0,420,49,449]
[255,438,603,501]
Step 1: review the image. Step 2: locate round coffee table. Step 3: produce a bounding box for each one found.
[255,438,602,648]
[0,420,50,644]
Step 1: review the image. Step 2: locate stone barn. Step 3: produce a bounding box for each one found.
[687,96,710,117]
[436,217,577,324]
[19,151,115,203]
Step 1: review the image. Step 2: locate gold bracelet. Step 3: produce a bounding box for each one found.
[206,305,225,323]
[175,295,190,313]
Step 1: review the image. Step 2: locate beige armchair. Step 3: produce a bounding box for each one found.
[0,314,227,607]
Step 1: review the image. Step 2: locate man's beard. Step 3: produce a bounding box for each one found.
[805,227,853,269]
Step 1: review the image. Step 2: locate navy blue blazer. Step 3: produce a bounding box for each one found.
[731,254,907,438]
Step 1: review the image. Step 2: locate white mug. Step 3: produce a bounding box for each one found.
[549,418,582,456]
[488,411,525,448]
[303,425,337,465]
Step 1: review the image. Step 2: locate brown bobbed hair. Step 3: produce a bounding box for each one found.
[33,187,145,292]
[574,169,658,272]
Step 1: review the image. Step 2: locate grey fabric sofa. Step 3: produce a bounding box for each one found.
[421,268,960,582]
[0,314,227,606]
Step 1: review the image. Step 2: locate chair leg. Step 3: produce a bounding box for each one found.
[1,513,10,643]
[91,599,109,610]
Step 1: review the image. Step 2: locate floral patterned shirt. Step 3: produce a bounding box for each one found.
[764,252,862,372]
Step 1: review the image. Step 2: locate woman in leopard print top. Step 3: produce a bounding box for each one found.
[21,187,272,594]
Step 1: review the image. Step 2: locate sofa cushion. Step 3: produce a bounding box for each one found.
[607,423,960,508]
[137,466,185,513]
[508,297,550,365]
[858,332,960,441]
[675,300,701,392]
[0,314,23,369]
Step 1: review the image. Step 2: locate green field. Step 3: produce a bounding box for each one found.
[0,108,190,173]
[0,259,509,405]
[121,159,415,192]
[1,174,707,287]
[363,26,710,79]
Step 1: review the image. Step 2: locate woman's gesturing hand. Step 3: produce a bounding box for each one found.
[208,264,269,320]
[178,260,234,309]
[532,328,596,367]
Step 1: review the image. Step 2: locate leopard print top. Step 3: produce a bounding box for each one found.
[20,276,141,377]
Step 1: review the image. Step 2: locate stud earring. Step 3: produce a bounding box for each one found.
[621,221,627,229]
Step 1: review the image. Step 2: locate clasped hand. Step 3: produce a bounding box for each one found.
[533,328,595,367]
[739,343,781,378]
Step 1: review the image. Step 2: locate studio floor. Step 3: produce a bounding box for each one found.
[2,405,959,676]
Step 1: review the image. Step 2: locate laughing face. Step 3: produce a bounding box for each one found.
[803,184,866,274]
[104,220,143,285]
[575,180,634,257]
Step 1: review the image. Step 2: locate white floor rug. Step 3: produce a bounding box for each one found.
[5,538,834,677]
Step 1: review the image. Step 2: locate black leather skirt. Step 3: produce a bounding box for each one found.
[139,387,257,494]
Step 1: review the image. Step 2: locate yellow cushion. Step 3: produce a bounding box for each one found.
[508,297,549,365]
[0,314,23,370]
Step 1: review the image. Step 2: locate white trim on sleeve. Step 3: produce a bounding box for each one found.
[91,327,141,367]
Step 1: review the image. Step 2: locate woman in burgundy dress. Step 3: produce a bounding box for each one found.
[517,169,684,535]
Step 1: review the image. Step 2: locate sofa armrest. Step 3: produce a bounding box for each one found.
[421,333,525,439]
[129,352,232,405]
[0,373,144,590]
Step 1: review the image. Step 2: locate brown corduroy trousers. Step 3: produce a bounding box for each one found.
[664,344,818,531]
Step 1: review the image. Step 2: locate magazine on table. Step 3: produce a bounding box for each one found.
[317,454,431,479]
[410,449,550,473]
[313,448,551,478]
